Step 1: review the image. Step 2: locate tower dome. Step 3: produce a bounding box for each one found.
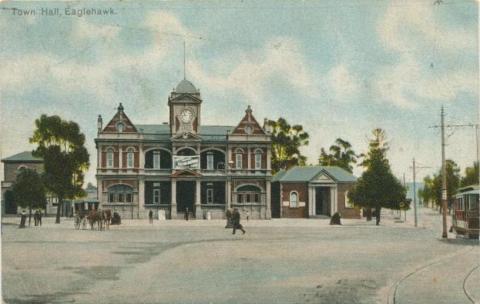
[175,79,197,94]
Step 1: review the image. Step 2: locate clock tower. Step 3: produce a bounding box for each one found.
[168,79,202,136]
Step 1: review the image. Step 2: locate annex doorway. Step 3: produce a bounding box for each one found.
[315,187,331,216]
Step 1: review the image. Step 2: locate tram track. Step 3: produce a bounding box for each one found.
[387,245,476,304]
[463,264,479,304]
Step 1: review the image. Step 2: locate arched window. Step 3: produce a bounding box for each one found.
[254,148,262,169]
[106,148,114,168]
[127,148,134,168]
[117,122,124,132]
[236,185,262,203]
[235,148,243,169]
[290,191,298,208]
[108,184,134,203]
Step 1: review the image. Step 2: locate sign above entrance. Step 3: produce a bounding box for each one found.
[173,156,200,170]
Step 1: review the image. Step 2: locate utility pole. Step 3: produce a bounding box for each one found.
[413,158,417,227]
[441,106,448,238]
[410,159,431,228]
[429,107,478,238]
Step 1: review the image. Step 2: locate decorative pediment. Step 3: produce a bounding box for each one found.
[312,171,336,183]
[171,132,201,141]
[231,105,266,136]
[102,103,137,133]
[171,169,202,177]
[169,93,202,104]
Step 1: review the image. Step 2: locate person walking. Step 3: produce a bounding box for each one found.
[232,208,245,235]
[38,209,42,226]
[19,210,27,229]
[148,210,153,224]
[185,207,189,221]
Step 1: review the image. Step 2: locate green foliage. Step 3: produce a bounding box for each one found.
[461,161,479,187]
[12,168,47,211]
[421,160,461,208]
[347,128,406,224]
[30,114,89,223]
[319,138,357,173]
[267,118,309,174]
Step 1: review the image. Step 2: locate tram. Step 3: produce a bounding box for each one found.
[452,185,479,239]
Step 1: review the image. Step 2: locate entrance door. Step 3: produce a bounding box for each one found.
[315,187,330,216]
[177,181,195,212]
[4,190,17,214]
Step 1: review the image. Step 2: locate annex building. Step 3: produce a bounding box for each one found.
[95,79,272,220]
[271,166,360,219]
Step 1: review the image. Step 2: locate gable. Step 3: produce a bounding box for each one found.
[231,105,266,136]
[102,106,137,133]
[311,171,336,183]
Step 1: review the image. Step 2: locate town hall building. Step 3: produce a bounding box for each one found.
[95,79,272,220]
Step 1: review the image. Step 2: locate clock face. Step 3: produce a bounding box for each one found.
[180,109,193,123]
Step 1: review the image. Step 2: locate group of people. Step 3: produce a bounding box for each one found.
[147,207,247,235]
[18,209,43,228]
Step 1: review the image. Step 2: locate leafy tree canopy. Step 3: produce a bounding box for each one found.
[12,168,47,211]
[30,114,89,223]
[461,161,479,187]
[267,118,309,174]
[319,138,357,173]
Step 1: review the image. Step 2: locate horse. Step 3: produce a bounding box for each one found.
[102,209,112,230]
[74,210,88,230]
[87,209,104,231]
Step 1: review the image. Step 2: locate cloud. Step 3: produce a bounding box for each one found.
[374,1,477,109]
[327,64,360,101]
[188,36,319,110]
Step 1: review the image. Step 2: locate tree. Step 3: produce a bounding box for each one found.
[30,115,89,223]
[420,160,460,212]
[461,161,479,187]
[267,118,309,174]
[12,168,47,226]
[348,128,407,225]
[319,138,357,173]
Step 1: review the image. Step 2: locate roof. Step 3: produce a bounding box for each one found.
[273,166,357,183]
[135,124,234,141]
[176,79,197,94]
[2,151,43,163]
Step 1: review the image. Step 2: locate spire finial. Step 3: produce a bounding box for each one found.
[183,39,186,80]
[118,103,124,112]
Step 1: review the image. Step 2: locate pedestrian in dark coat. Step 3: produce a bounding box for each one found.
[232,208,245,235]
[185,207,189,221]
[148,210,153,224]
[38,210,42,226]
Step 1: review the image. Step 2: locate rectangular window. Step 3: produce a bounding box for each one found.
[255,153,262,169]
[246,194,251,203]
[236,154,243,169]
[207,189,214,204]
[109,193,115,202]
[107,152,114,168]
[207,153,214,170]
[153,189,160,204]
[127,152,134,168]
[118,193,124,203]
[255,193,260,202]
[126,193,132,203]
[153,152,161,169]
[237,194,243,203]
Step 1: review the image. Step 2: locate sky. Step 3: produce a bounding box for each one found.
[0,0,478,186]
